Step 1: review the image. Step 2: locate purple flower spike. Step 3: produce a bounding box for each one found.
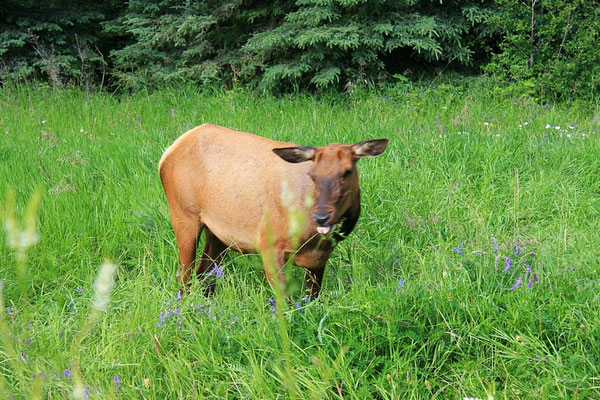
[514,247,521,255]
[295,302,305,313]
[460,242,465,248]
[453,247,463,255]
[216,269,224,278]
[510,276,523,291]
[493,246,499,254]
[536,354,541,360]
[113,375,121,391]
[533,274,539,282]
[176,291,182,301]
[76,287,84,292]
[398,278,405,289]
[503,257,512,272]
[209,263,218,275]
[83,387,89,399]
[64,368,71,379]
[6,307,12,316]
[527,278,533,289]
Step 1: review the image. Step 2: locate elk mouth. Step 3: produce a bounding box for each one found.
[316,224,338,235]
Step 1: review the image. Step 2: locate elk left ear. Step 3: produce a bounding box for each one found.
[351,139,389,158]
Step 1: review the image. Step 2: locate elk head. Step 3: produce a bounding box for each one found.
[273,139,389,233]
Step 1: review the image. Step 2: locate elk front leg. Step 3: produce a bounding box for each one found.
[304,266,325,299]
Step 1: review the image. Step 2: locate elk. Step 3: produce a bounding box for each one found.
[159,123,388,298]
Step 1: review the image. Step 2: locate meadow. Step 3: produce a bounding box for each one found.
[0,81,599,399]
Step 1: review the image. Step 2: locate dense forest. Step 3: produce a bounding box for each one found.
[1,0,598,100]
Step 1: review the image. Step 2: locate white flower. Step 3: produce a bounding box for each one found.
[566,134,572,139]
[41,120,46,124]
[483,122,489,127]
[555,126,561,130]
[545,124,551,129]
[92,263,117,312]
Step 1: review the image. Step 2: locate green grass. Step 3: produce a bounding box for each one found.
[0,82,599,399]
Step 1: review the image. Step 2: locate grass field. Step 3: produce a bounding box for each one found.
[1,82,599,399]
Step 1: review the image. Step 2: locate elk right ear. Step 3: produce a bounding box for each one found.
[273,146,316,163]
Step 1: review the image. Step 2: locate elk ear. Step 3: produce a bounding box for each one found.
[273,146,316,163]
[351,139,389,158]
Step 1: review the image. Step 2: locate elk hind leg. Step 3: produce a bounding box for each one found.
[197,228,228,295]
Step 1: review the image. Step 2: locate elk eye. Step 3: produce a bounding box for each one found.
[343,168,353,178]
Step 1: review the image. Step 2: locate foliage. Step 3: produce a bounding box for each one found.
[242,0,494,90]
[105,0,290,89]
[0,0,124,87]
[485,0,600,101]
[1,86,600,397]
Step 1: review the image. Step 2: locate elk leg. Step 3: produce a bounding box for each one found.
[261,246,287,291]
[196,228,228,295]
[304,266,325,299]
[170,210,203,288]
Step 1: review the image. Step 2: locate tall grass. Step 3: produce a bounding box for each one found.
[0,82,599,398]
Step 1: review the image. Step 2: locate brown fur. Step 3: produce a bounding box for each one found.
[159,123,388,298]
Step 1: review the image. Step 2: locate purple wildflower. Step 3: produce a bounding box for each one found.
[460,242,465,248]
[510,277,523,291]
[113,375,121,391]
[503,257,512,272]
[67,300,74,308]
[83,387,89,399]
[295,302,305,313]
[453,247,463,255]
[398,278,405,289]
[76,287,84,292]
[527,278,533,289]
[6,307,12,316]
[534,274,539,282]
[215,269,224,278]
[38,372,47,378]
[18,352,29,363]
[231,317,238,324]
[159,313,165,325]
[64,368,71,379]
[493,246,499,254]
[268,299,276,315]
[176,291,182,301]
[169,108,175,115]
[54,373,61,378]
[209,263,218,275]
[514,247,521,255]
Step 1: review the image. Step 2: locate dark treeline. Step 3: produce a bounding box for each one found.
[1,0,598,100]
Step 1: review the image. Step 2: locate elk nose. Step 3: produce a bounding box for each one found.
[314,212,332,226]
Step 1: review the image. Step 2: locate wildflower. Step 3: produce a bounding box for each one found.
[215,268,224,278]
[555,126,561,130]
[208,263,218,275]
[503,257,512,272]
[64,368,71,379]
[6,307,12,315]
[514,246,521,256]
[493,246,499,254]
[169,109,175,115]
[76,287,83,292]
[67,300,74,308]
[527,278,533,289]
[398,278,405,289]
[113,375,121,390]
[295,302,304,313]
[510,277,523,291]
[18,352,29,363]
[92,263,117,312]
[176,291,182,301]
[453,247,463,255]
[545,124,551,129]
[268,299,276,315]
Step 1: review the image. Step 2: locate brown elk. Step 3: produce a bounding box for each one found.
[159,123,388,298]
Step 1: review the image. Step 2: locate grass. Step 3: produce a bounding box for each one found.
[0,81,599,399]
